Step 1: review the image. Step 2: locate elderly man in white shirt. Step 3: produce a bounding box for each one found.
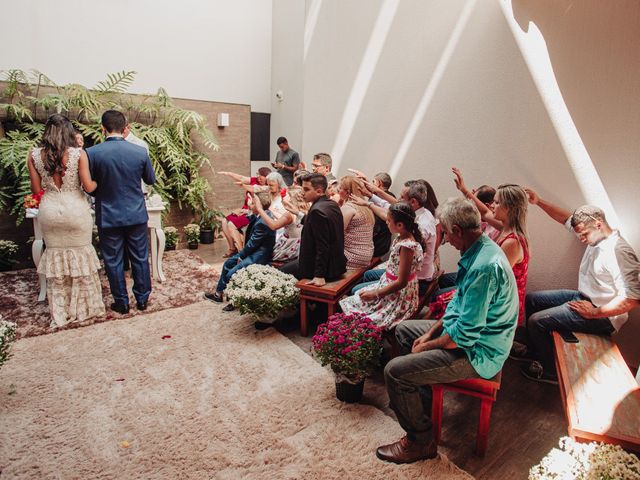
[514,189,640,384]
[353,181,438,296]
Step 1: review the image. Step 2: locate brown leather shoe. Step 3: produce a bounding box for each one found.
[376,436,437,464]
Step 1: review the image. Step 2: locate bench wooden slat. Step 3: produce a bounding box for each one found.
[553,332,640,452]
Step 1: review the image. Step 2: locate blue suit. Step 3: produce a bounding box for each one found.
[216,213,276,293]
[87,136,156,305]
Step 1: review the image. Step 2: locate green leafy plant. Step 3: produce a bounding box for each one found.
[0,239,19,270]
[0,69,219,222]
[225,265,299,320]
[183,224,200,244]
[197,206,224,231]
[0,316,17,371]
[164,226,178,248]
[312,313,383,381]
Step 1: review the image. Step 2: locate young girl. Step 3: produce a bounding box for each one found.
[339,202,424,330]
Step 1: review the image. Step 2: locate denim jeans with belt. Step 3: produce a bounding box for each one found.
[385,320,479,443]
[525,289,614,375]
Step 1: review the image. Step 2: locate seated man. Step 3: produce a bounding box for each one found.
[376,197,518,464]
[280,173,346,285]
[205,192,276,310]
[514,190,640,384]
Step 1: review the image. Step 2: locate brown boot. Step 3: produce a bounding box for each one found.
[376,436,437,464]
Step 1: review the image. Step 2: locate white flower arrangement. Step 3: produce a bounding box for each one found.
[183,224,200,244]
[0,315,17,371]
[529,436,640,480]
[226,264,299,319]
[0,240,19,269]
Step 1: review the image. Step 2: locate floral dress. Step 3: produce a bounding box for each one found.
[339,238,423,330]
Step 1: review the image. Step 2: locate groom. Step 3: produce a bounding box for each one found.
[87,110,156,314]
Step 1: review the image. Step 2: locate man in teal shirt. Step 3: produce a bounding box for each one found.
[376,197,518,464]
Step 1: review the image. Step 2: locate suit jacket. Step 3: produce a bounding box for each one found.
[87,137,156,229]
[298,196,346,280]
[238,213,276,264]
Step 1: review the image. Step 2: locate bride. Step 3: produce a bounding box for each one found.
[26,114,105,327]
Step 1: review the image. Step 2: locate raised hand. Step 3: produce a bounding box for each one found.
[524,187,540,205]
[452,167,470,196]
[348,194,369,207]
[347,168,368,180]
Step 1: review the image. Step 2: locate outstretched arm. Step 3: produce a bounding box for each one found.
[26,150,42,195]
[452,167,503,230]
[218,171,252,184]
[78,150,98,193]
[524,187,572,225]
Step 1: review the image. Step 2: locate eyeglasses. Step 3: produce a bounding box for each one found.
[311,163,325,169]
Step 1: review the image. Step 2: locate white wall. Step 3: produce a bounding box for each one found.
[0,0,273,112]
[272,0,640,364]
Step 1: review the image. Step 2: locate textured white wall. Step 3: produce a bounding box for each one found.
[272,0,640,363]
[0,0,273,112]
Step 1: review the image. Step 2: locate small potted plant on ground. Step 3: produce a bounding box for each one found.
[0,315,17,372]
[183,224,200,250]
[312,313,383,403]
[164,226,178,251]
[0,240,19,272]
[225,264,299,320]
[197,207,223,244]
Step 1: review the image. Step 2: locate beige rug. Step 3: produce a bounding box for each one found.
[0,302,472,479]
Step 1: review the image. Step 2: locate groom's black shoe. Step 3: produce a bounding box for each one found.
[136,301,148,311]
[222,304,235,312]
[111,302,130,314]
[204,292,224,303]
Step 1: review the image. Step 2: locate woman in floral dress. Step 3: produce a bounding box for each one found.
[340,202,424,330]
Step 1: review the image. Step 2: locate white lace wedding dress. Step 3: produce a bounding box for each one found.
[32,147,105,327]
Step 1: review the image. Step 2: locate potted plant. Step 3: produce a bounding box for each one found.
[197,207,223,244]
[0,315,17,372]
[164,226,178,251]
[0,240,19,272]
[225,265,299,320]
[183,224,200,249]
[530,436,640,479]
[312,313,383,403]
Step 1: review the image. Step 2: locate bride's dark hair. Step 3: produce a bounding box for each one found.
[40,114,77,176]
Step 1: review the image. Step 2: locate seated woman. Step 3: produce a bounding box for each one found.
[204,192,276,310]
[253,178,309,263]
[431,169,530,326]
[339,203,424,330]
[338,176,375,269]
[218,167,271,257]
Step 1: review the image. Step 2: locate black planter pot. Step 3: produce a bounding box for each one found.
[200,229,214,244]
[335,379,365,403]
[165,244,176,251]
[188,242,199,250]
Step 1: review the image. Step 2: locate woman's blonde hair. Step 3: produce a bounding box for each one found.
[339,176,374,225]
[497,184,529,245]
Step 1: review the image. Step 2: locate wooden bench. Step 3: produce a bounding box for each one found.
[431,372,502,456]
[296,267,368,336]
[552,332,640,452]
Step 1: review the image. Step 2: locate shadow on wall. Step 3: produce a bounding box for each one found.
[510,0,640,242]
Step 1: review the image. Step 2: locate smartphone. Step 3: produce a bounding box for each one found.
[558,330,579,343]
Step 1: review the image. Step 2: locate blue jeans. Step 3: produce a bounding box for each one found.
[525,290,614,375]
[351,268,384,294]
[385,320,479,443]
[99,223,151,305]
[216,254,256,293]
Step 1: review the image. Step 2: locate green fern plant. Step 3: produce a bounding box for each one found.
[0,69,219,222]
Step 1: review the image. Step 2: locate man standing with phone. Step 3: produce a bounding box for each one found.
[272,136,300,186]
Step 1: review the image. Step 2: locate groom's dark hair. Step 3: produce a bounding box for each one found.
[101,110,127,134]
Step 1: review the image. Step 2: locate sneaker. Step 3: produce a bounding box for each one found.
[520,361,558,385]
[509,341,534,362]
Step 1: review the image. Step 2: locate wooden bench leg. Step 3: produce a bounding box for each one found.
[431,386,444,445]
[300,297,308,337]
[476,397,494,456]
